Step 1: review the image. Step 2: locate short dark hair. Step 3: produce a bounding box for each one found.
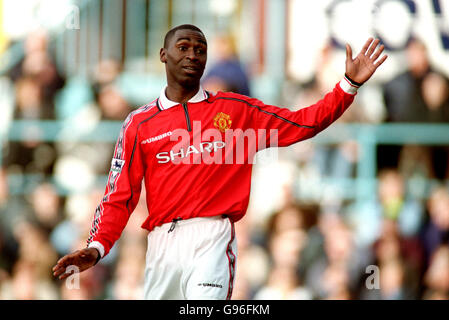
[163,24,205,48]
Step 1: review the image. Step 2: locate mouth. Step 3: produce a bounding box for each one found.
[182,66,200,74]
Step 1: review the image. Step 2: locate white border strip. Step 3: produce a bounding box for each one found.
[339,77,359,95]
[88,241,105,258]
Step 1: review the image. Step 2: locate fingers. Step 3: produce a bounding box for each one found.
[52,251,79,279]
[58,269,76,280]
[369,41,387,68]
[53,266,73,280]
[346,44,353,62]
[55,253,73,269]
[53,258,71,278]
[360,37,373,56]
[52,261,70,279]
[362,37,388,68]
[52,266,66,278]
[375,54,388,68]
[366,39,380,57]
[53,262,79,280]
[370,44,385,61]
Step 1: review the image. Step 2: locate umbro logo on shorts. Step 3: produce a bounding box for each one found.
[198,283,223,288]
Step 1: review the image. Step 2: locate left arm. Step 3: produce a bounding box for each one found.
[253,38,387,147]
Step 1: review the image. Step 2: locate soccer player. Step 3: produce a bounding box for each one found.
[52,24,387,299]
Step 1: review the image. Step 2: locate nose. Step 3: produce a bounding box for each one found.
[186,48,198,61]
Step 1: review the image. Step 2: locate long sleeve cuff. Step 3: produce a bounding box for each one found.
[339,75,361,95]
[88,241,105,259]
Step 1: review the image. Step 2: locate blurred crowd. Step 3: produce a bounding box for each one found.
[0,28,449,300]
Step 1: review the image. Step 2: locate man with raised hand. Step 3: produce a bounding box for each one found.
[53,24,387,300]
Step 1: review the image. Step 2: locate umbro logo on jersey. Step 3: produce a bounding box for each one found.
[111,159,125,173]
[141,131,173,144]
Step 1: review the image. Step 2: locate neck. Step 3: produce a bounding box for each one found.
[165,81,200,104]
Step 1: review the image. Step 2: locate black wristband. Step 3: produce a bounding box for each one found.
[93,248,101,265]
[344,74,363,87]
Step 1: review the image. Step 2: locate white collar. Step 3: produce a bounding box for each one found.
[158,86,208,110]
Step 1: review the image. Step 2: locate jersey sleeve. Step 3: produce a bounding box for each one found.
[251,78,358,148]
[86,113,145,258]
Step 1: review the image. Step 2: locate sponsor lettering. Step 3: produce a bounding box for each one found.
[141,131,173,144]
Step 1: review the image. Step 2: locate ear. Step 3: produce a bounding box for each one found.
[160,48,167,63]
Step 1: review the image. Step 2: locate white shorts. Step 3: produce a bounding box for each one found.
[143,215,237,300]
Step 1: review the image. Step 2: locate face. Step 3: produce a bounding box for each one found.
[160,29,207,87]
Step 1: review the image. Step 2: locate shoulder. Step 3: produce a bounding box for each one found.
[212,90,252,101]
[120,99,161,133]
[126,99,161,125]
[207,90,263,107]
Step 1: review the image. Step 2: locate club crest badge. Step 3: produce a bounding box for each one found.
[213,112,232,133]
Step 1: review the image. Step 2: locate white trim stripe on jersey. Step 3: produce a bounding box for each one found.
[87,101,157,256]
[225,219,236,300]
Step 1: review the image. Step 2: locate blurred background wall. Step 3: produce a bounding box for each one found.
[0,0,449,300]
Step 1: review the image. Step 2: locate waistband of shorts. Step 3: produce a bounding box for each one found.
[150,215,229,234]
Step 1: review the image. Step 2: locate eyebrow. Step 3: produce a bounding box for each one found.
[176,37,207,46]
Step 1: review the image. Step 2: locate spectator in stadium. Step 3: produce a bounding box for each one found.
[0,220,59,299]
[304,212,369,299]
[321,261,352,299]
[266,204,306,237]
[90,59,123,99]
[1,74,58,175]
[376,169,424,237]
[361,258,411,300]
[105,239,146,299]
[350,169,424,248]
[8,28,65,113]
[28,183,62,235]
[383,38,431,123]
[202,34,251,96]
[370,218,423,297]
[265,204,316,270]
[50,188,105,257]
[422,245,449,300]
[421,72,449,179]
[421,186,449,265]
[253,227,311,299]
[397,145,434,181]
[382,39,449,180]
[251,205,310,300]
[0,182,62,261]
[54,84,133,178]
[421,71,449,122]
[1,259,58,299]
[97,84,133,121]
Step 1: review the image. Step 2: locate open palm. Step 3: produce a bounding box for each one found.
[345,38,388,84]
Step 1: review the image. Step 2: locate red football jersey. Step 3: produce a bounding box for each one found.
[87,78,358,257]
